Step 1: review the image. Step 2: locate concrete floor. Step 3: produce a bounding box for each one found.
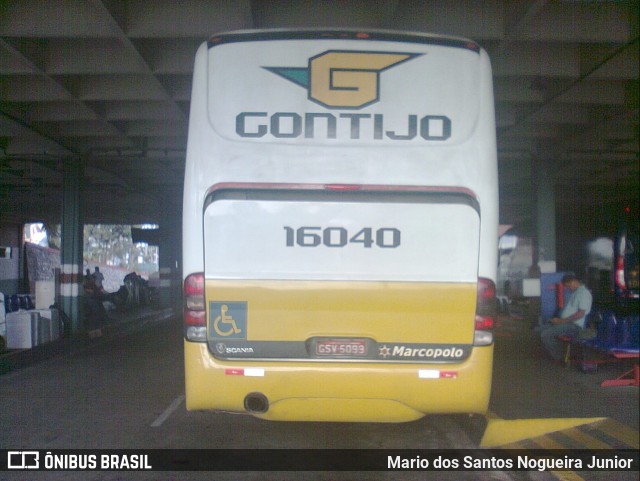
[0,307,637,481]
[491,314,638,431]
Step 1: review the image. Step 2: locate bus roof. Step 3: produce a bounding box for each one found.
[208,29,481,53]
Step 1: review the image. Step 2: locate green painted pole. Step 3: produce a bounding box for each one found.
[60,157,84,335]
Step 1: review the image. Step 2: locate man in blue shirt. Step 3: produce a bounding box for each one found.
[540,274,593,360]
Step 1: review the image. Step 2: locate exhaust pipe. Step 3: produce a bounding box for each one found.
[244,392,269,413]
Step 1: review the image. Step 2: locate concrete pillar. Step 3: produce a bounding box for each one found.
[60,157,84,335]
[158,213,181,310]
[535,159,557,266]
[527,154,558,326]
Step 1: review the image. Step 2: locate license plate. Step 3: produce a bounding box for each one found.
[315,339,368,357]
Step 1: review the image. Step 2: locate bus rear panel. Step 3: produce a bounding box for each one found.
[183,30,498,422]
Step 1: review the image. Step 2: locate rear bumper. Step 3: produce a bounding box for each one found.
[184,341,493,422]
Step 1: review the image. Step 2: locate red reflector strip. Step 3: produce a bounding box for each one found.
[418,370,459,379]
[225,368,265,377]
[324,184,362,191]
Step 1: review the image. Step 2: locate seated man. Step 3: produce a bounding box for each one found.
[540,274,593,361]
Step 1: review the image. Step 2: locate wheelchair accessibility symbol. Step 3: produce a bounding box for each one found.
[210,301,247,339]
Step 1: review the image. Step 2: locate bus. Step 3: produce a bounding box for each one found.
[614,205,639,313]
[182,30,498,422]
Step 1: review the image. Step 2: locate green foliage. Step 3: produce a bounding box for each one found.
[83,224,158,271]
[24,223,158,273]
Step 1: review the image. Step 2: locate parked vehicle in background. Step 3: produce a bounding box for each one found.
[614,205,639,314]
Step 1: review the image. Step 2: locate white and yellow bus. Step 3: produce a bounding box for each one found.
[183,30,498,422]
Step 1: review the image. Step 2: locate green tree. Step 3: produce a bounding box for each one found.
[83,225,158,271]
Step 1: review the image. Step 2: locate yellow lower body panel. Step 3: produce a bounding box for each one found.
[184,341,493,422]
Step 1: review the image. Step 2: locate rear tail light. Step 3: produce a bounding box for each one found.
[474,277,497,346]
[474,316,494,331]
[615,256,626,291]
[184,272,207,342]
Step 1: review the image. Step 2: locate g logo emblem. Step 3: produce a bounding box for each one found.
[309,51,417,109]
[265,50,420,110]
